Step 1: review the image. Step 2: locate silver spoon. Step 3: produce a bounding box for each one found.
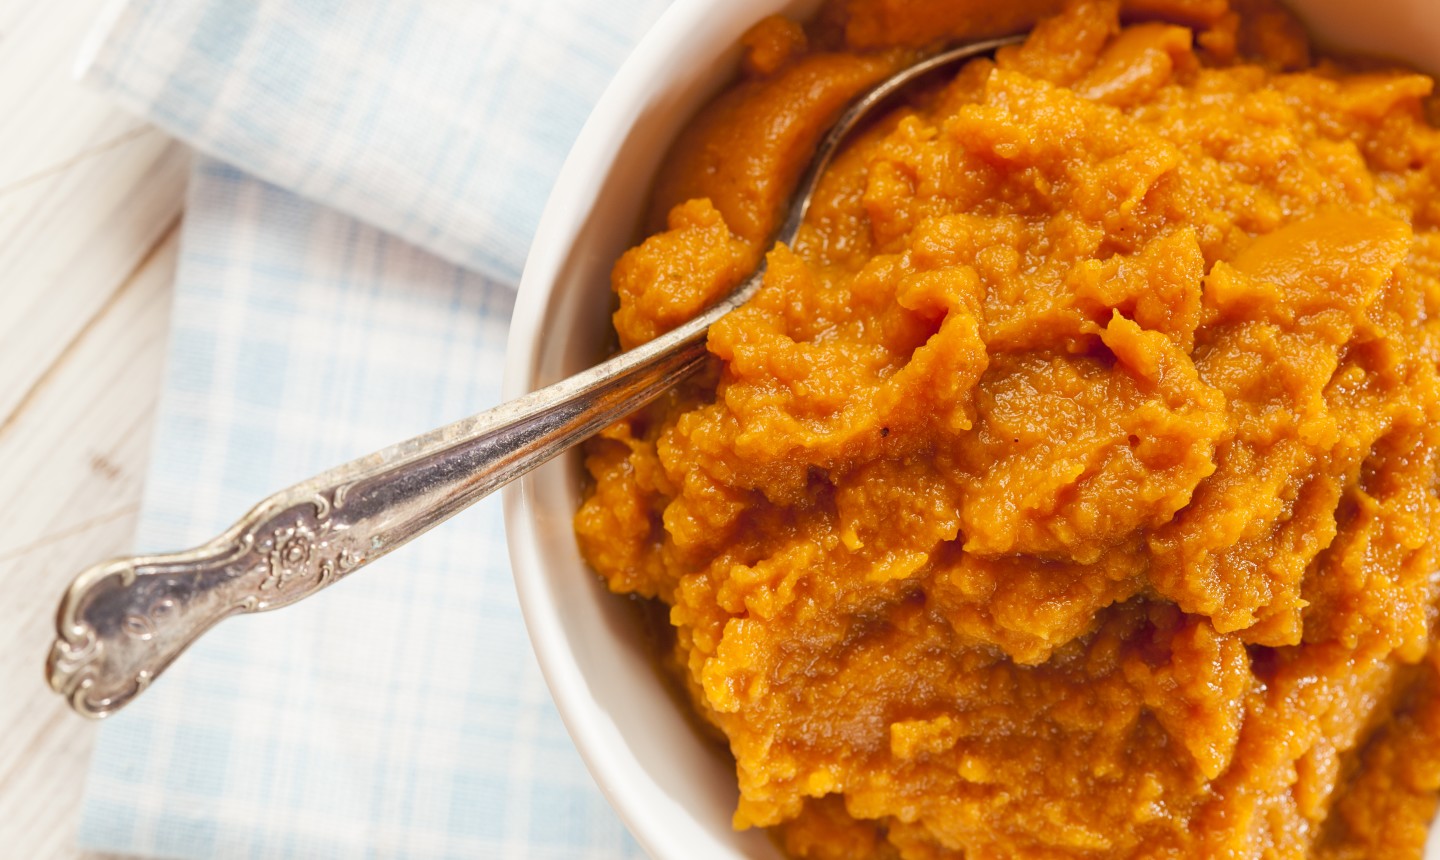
[47,35,1023,718]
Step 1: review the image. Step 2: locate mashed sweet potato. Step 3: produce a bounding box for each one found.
[575,0,1440,856]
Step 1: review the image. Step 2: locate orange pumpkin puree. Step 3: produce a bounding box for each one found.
[575,0,1440,856]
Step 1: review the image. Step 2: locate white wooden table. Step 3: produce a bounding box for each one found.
[0,2,187,856]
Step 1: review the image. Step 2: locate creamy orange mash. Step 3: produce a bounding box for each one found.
[575,0,1440,856]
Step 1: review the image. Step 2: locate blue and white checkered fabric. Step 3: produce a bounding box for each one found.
[75,0,672,856]
[83,0,670,283]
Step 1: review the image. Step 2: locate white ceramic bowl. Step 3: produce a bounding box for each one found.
[501,3,1440,858]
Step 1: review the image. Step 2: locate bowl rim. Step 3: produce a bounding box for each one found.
[501,1,731,856]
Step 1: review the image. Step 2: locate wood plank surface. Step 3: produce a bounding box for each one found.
[0,1,187,857]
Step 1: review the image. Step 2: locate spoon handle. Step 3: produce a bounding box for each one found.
[47,311,717,718]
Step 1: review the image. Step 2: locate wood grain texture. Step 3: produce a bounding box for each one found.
[0,1,187,857]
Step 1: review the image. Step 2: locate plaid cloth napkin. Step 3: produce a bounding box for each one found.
[75,1,670,857]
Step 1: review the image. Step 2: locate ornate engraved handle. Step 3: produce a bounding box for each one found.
[47,300,728,718]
